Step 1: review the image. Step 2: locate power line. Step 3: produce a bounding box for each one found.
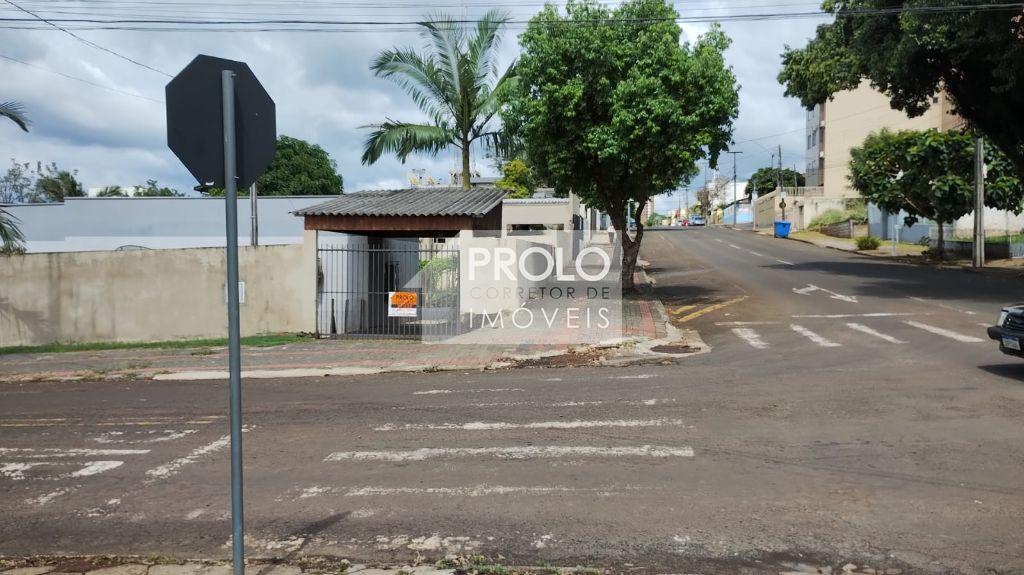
[2,0,171,76]
[0,53,164,103]
[0,2,1019,30]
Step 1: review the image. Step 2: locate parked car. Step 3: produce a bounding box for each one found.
[988,304,1024,358]
[690,215,706,226]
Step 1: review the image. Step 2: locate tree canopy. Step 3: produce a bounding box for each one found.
[508,0,739,288]
[849,128,1022,256]
[32,163,83,203]
[361,10,514,189]
[258,136,343,195]
[495,158,534,199]
[747,167,805,196]
[778,1,1024,182]
[206,135,343,196]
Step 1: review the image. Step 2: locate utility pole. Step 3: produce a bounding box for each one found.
[726,151,742,227]
[973,137,985,268]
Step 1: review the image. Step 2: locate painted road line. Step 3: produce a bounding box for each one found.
[903,320,984,343]
[908,296,977,315]
[92,429,198,444]
[145,427,252,481]
[1,460,125,480]
[69,460,124,477]
[611,374,658,379]
[674,296,748,323]
[777,259,795,266]
[413,388,524,395]
[406,398,676,409]
[325,445,695,462]
[728,243,743,250]
[25,487,75,506]
[793,284,858,303]
[341,485,642,498]
[845,323,906,344]
[372,418,686,432]
[790,324,841,348]
[731,327,769,349]
[748,251,764,257]
[0,448,149,458]
[714,238,724,243]
[792,312,920,319]
[715,321,780,326]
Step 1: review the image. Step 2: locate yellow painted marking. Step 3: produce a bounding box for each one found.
[668,304,697,316]
[673,296,748,324]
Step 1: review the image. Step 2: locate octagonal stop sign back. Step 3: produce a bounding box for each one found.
[166,54,276,189]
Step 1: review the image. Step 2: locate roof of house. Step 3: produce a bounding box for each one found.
[293,187,506,217]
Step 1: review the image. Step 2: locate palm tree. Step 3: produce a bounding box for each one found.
[1,101,29,132]
[361,10,514,189]
[0,207,26,255]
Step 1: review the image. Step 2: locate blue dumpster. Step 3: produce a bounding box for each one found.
[774,220,791,238]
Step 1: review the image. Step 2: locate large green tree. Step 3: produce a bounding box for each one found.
[259,136,343,195]
[0,101,29,132]
[778,0,1024,183]
[361,10,515,189]
[747,167,805,196]
[509,0,739,288]
[206,136,343,196]
[849,128,1022,257]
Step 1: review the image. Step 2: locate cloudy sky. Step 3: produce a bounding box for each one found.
[0,0,825,212]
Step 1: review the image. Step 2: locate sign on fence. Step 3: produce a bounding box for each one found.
[388,291,418,317]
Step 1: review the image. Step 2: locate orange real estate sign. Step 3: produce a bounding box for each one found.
[388,291,418,317]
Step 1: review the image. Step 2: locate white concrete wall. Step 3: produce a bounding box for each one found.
[1,241,316,347]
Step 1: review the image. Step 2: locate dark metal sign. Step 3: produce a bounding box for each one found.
[166,54,276,189]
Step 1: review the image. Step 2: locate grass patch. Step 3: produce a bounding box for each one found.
[807,205,868,231]
[0,333,311,356]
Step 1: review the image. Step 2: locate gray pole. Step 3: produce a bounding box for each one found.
[221,69,245,575]
[973,137,985,268]
[250,183,258,247]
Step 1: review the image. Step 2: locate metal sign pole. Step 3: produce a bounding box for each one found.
[221,69,245,575]
[250,183,259,247]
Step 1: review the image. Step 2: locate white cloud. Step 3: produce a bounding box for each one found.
[0,3,822,196]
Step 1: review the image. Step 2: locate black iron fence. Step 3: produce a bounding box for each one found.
[316,242,460,339]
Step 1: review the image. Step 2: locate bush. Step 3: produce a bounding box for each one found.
[807,205,868,231]
[855,236,882,250]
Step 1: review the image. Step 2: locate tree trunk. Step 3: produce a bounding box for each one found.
[610,203,645,292]
[935,220,945,260]
[460,137,471,190]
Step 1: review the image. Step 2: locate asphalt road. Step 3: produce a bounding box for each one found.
[2,227,1023,574]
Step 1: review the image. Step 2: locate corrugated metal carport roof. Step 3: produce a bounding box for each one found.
[294,187,505,217]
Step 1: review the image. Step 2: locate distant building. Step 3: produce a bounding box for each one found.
[807,79,961,198]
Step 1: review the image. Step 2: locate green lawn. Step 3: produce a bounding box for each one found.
[0,333,311,356]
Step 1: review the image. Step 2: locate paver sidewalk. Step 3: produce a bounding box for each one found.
[0,290,666,383]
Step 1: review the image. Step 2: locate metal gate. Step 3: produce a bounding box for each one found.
[316,242,460,339]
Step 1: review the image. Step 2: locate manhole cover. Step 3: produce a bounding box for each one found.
[650,344,696,354]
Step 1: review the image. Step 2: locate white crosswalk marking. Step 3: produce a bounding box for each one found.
[732,327,769,349]
[790,324,841,347]
[903,320,984,343]
[845,322,906,344]
[325,445,695,462]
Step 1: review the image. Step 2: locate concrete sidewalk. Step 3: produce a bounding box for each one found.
[0,290,673,383]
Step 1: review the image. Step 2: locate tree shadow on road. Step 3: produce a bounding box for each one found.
[765,259,1024,306]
